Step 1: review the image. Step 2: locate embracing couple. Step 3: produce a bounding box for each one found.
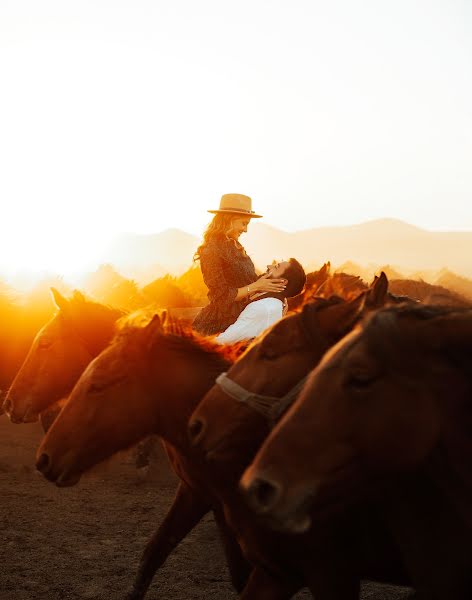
[193,194,306,343]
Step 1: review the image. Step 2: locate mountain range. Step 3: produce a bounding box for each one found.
[99,219,472,283]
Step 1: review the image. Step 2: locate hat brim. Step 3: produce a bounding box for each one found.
[208,209,262,218]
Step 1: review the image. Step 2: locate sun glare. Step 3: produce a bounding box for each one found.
[0,224,110,287]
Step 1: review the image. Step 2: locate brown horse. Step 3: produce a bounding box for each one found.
[288,262,368,309]
[35,314,252,600]
[35,280,396,600]
[187,274,391,464]
[241,304,472,599]
[3,288,123,424]
[290,263,417,310]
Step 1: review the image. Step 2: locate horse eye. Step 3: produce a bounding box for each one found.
[346,371,376,390]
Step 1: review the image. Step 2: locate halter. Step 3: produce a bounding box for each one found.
[214,301,337,424]
[215,372,308,425]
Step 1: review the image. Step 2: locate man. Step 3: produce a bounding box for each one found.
[215,258,306,344]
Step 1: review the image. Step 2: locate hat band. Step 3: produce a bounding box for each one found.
[218,208,256,214]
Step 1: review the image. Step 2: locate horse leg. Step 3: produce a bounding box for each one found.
[239,566,300,600]
[303,551,361,600]
[134,436,156,470]
[125,481,209,600]
[213,508,252,592]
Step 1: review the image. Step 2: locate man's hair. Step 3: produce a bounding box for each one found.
[283,258,306,298]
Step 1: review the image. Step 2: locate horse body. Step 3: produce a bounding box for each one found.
[241,305,472,599]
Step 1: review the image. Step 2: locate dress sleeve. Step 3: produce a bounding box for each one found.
[200,242,239,307]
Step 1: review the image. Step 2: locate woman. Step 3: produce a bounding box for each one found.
[193,194,287,336]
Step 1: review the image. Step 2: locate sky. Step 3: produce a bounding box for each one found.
[0,0,471,275]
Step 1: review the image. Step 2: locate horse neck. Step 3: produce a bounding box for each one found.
[72,306,123,356]
[422,375,472,528]
[148,345,231,452]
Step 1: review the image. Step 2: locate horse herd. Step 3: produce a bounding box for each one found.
[1,270,471,600]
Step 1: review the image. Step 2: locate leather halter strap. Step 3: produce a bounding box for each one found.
[215,372,308,424]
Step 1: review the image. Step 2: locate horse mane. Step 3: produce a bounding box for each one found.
[61,293,127,356]
[367,303,470,325]
[68,292,126,321]
[364,304,472,379]
[294,272,367,308]
[116,310,245,364]
[389,279,470,307]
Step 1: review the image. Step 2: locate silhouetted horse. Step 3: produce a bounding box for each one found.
[242,304,472,599]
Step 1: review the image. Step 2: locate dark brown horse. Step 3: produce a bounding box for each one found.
[241,304,472,599]
[35,279,394,600]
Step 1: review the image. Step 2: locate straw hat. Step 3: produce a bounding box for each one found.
[208,193,262,218]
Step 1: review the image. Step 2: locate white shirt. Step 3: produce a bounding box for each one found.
[215,297,284,344]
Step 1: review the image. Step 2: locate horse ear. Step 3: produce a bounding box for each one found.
[50,287,69,311]
[72,290,86,303]
[365,272,389,309]
[144,314,164,348]
[321,262,330,276]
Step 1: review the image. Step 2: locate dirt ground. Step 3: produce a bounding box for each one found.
[0,417,414,600]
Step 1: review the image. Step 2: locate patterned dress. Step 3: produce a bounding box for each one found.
[193,237,258,336]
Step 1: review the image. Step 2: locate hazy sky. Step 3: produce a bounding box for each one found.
[0,0,471,274]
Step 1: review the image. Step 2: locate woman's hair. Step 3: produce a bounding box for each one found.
[194,213,243,261]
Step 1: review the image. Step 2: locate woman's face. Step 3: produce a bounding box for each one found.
[228,216,251,239]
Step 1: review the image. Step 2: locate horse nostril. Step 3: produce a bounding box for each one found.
[36,453,51,474]
[188,418,205,444]
[246,477,282,513]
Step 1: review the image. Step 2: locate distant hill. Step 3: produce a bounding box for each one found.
[100,219,472,279]
[99,228,200,280]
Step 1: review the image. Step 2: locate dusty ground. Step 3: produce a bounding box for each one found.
[0,417,414,600]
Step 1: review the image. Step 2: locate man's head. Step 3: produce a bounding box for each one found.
[267,258,306,298]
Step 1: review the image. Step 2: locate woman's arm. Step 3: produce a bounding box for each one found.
[236,273,287,301]
[200,244,286,305]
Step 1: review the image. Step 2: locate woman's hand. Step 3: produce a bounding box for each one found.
[250,273,287,295]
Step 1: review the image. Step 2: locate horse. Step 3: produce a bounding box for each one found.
[288,262,368,310]
[36,275,406,599]
[3,288,123,425]
[34,314,252,599]
[2,288,158,474]
[388,279,470,307]
[290,262,420,310]
[241,304,472,600]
